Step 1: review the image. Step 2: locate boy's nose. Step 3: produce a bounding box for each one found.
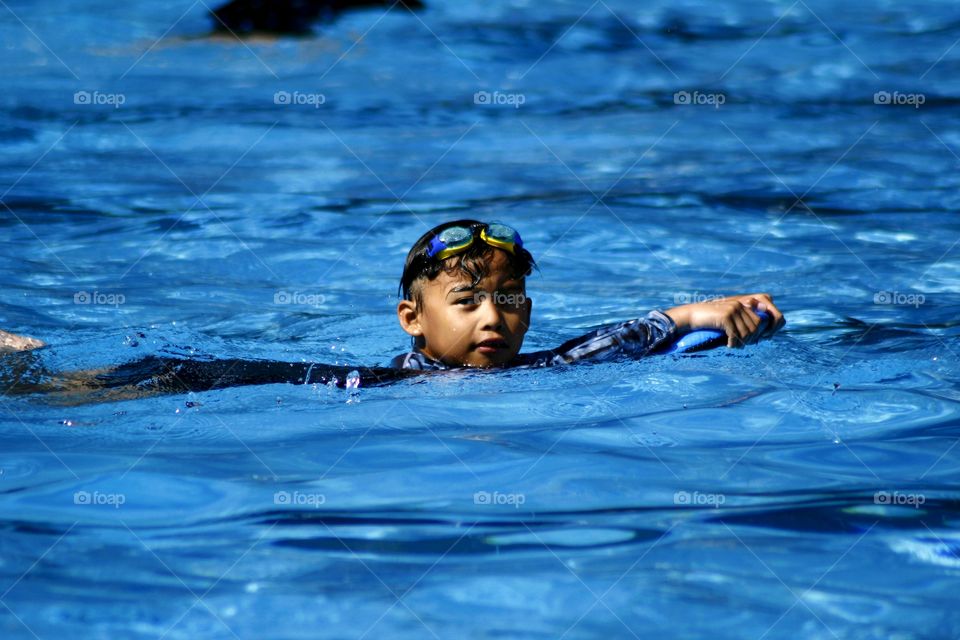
[478,293,504,329]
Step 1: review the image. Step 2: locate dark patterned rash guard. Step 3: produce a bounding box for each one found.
[389,309,678,371]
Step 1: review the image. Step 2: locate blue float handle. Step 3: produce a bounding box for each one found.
[663,309,771,354]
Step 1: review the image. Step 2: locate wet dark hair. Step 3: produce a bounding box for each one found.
[398,219,537,305]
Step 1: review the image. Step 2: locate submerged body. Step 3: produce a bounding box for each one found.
[1,311,676,402]
[210,0,425,35]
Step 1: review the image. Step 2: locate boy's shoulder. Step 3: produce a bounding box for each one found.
[389,350,447,370]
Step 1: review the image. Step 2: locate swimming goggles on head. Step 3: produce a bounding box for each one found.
[426,223,523,261]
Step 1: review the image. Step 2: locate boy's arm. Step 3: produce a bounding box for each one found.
[519,293,785,366]
[664,292,785,348]
[519,309,678,366]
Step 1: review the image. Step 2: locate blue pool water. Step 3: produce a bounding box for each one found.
[2,0,960,637]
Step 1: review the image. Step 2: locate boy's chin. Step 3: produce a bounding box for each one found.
[463,350,514,368]
[480,351,513,368]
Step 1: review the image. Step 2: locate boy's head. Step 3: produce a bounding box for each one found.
[397,219,536,368]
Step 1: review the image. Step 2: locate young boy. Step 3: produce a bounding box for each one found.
[0,219,783,400]
[391,219,783,370]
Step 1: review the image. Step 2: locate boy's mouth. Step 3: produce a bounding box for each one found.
[474,338,509,353]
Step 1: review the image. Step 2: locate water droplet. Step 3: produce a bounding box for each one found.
[345,370,361,404]
[345,370,361,389]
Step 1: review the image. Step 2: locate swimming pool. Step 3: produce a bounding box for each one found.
[2,0,959,637]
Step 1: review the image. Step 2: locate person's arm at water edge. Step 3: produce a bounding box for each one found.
[664,293,785,348]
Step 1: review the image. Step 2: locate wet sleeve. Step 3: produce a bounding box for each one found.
[521,309,679,366]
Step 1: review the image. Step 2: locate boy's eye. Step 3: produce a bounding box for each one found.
[455,297,476,305]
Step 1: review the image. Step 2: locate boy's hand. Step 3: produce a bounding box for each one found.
[665,293,785,348]
[0,329,45,352]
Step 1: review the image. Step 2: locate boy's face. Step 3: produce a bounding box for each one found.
[397,249,532,368]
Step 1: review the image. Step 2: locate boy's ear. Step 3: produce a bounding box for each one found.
[396,300,423,337]
[521,295,532,330]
